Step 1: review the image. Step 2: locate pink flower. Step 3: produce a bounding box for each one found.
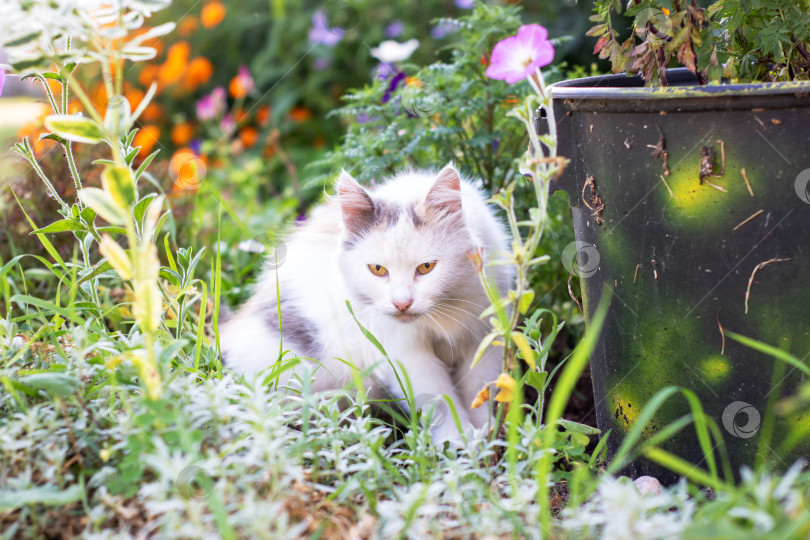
[0,69,5,97]
[196,86,226,121]
[485,24,555,84]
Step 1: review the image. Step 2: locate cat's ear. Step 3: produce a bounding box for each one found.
[337,170,375,233]
[426,163,462,215]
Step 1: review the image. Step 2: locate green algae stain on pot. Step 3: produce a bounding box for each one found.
[661,147,753,232]
[700,355,732,384]
[608,383,643,434]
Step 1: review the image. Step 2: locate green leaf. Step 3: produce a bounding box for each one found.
[78,188,128,225]
[101,165,137,208]
[4,31,42,48]
[518,290,534,314]
[470,332,497,369]
[558,418,601,435]
[30,218,84,235]
[526,370,548,394]
[18,372,80,397]
[0,485,83,511]
[44,115,105,144]
[133,194,158,223]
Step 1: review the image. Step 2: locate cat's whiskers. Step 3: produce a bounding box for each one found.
[424,311,455,364]
[434,301,484,320]
[430,305,483,342]
[440,297,487,311]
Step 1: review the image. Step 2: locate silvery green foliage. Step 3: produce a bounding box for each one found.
[0,0,173,70]
[560,476,696,540]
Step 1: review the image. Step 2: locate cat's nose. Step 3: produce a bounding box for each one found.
[393,299,413,312]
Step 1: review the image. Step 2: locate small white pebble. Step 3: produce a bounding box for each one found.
[634,475,662,496]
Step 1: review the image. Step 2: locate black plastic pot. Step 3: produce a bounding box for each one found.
[543,69,810,481]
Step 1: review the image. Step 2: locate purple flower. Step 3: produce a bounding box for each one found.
[485,25,555,84]
[431,20,457,39]
[374,62,398,80]
[308,10,344,47]
[385,21,404,38]
[0,70,5,97]
[314,57,331,71]
[190,138,202,155]
[455,0,475,8]
[382,71,406,104]
[196,86,226,121]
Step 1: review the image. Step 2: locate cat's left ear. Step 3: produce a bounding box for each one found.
[337,169,375,234]
[426,163,462,215]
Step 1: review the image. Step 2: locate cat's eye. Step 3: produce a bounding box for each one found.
[416,261,436,275]
[368,264,388,277]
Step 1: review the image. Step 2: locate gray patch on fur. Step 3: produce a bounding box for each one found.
[263,301,320,358]
[343,198,403,249]
[408,204,424,227]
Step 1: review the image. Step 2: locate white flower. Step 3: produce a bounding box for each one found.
[371,38,420,63]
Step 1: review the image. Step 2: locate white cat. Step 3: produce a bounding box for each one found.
[220,164,515,442]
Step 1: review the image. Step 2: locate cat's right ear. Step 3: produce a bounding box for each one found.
[337,170,375,234]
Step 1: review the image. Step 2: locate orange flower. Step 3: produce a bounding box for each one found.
[184,57,214,92]
[178,16,199,36]
[233,107,248,124]
[239,126,259,148]
[171,122,195,146]
[228,66,254,99]
[133,125,161,158]
[125,88,145,111]
[256,105,271,126]
[169,148,207,192]
[201,1,226,28]
[138,64,159,88]
[158,42,190,86]
[313,135,325,149]
[141,103,164,122]
[289,106,311,122]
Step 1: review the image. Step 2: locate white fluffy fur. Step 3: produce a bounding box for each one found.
[220,164,515,442]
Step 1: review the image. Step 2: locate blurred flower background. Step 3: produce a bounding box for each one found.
[0,0,597,309]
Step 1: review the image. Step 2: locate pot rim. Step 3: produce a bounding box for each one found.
[550,68,810,101]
